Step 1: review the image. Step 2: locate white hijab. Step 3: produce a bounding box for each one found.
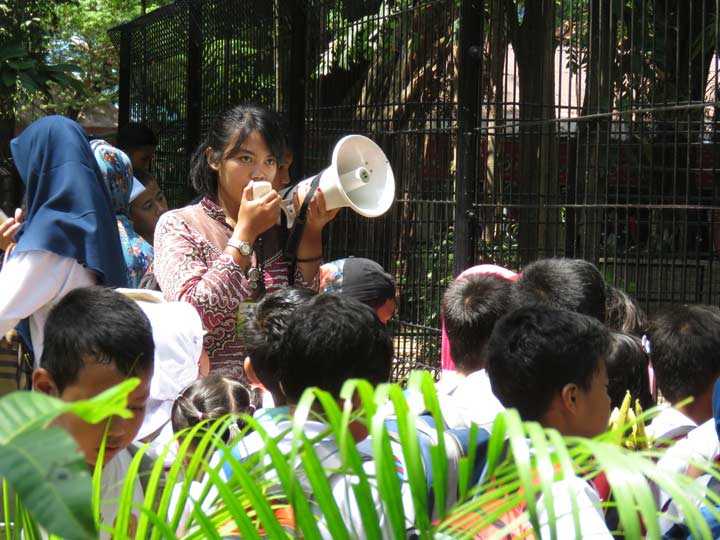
[118,289,205,441]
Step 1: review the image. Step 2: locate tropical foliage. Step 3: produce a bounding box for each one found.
[3,372,720,539]
[0,379,141,539]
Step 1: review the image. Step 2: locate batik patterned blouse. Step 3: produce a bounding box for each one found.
[153,196,315,374]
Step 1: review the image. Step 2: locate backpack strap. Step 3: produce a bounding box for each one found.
[384,414,491,519]
[655,424,695,448]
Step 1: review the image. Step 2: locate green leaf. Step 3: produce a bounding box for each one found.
[0,44,27,62]
[0,380,137,444]
[2,479,12,540]
[369,395,407,539]
[48,71,86,94]
[314,386,384,539]
[0,69,15,88]
[16,71,41,93]
[0,427,95,539]
[301,432,351,540]
[46,62,82,73]
[7,60,35,71]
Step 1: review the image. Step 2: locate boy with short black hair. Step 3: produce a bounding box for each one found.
[513,257,607,322]
[275,293,393,402]
[645,304,720,441]
[242,286,316,408]
[486,306,613,538]
[32,286,155,534]
[435,273,515,429]
[229,293,395,537]
[488,305,611,435]
[116,123,158,174]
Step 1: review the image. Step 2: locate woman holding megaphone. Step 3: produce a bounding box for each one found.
[153,104,338,375]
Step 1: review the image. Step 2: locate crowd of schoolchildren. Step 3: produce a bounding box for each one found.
[1,106,720,539]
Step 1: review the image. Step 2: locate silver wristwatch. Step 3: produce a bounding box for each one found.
[227,237,253,257]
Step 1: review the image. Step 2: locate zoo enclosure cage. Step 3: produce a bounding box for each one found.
[110,0,720,380]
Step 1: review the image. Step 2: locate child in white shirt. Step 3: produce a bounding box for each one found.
[436,273,515,430]
[485,305,614,539]
[32,287,155,537]
[645,305,720,443]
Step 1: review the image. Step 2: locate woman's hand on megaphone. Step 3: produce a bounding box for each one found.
[292,185,340,233]
[234,182,281,243]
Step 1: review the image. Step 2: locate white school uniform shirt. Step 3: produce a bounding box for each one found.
[168,407,290,534]
[225,412,396,539]
[656,419,720,534]
[537,475,612,539]
[646,405,697,441]
[99,449,144,539]
[434,369,505,431]
[506,439,611,539]
[0,250,96,363]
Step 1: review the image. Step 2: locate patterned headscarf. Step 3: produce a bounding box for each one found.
[319,257,395,306]
[91,140,154,287]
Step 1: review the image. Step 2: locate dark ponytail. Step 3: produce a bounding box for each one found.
[171,374,254,445]
[189,104,287,197]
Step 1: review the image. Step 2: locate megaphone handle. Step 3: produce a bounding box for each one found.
[285,174,322,286]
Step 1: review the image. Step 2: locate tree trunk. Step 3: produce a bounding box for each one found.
[509,0,558,263]
[482,0,507,247]
[576,0,618,259]
[650,0,716,255]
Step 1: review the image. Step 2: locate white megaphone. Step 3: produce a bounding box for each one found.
[252,134,395,228]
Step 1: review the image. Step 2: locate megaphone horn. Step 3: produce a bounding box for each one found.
[266,134,395,228]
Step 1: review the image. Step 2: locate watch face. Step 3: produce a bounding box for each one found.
[240,242,252,256]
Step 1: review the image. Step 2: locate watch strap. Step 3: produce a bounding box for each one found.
[227,237,252,256]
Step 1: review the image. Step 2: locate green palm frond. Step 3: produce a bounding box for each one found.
[5,373,720,539]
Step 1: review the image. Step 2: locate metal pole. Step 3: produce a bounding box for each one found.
[287,0,307,178]
[454,0,483,276]
[118,27,131,130]
[186,1,202,160]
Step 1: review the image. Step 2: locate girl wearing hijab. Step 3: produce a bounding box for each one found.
[116,289,209,464]
[0,116,128,362]
[91,139,154,288]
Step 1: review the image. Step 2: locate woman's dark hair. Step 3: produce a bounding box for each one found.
[605,285,647,336]
[171,374,254,445]
[606,332,654,410]
[189,104,287,196]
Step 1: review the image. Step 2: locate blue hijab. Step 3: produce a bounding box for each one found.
[10,115,128,287]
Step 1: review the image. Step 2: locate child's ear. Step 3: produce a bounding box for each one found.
[243,356,265,390]
[560,383,579,413]
[32,368,60,397]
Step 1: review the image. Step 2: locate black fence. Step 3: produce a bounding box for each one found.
[111,0,720,380]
